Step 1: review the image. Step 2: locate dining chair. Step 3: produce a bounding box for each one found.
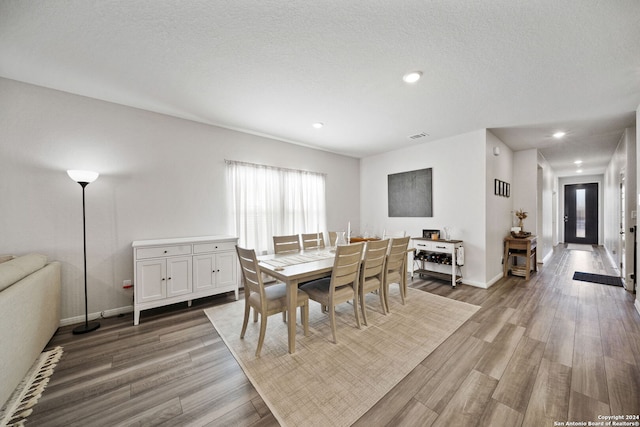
[358,239,389,326]
[300,242,364,343]
[383,236,411,310]
[301,232,325,250]
[236,246,309,356]
[273,234,301,254]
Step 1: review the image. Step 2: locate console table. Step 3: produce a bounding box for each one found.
[132,235,239,325]
[503,235,537,280]
[412,237,463,287]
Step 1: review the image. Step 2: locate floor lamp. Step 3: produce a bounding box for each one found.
[67,170,101,334]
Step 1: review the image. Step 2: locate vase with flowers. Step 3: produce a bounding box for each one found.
[515,209,528,230]
[511,209,531,238]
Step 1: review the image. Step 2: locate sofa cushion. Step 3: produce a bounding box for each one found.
[0,254,48,292]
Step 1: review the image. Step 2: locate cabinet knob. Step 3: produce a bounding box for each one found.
[164,250,168,253]
[168,277,171,280]
[162,278,165,281]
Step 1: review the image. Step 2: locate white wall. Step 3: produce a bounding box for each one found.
[623,127,637,291]
[604,127,637,290]
[486,131,514,285]
[512,150,539,235]
[360,129,489,287]
[636,105,640,313]
[537,153,556,263]
[0,78,360,323]
[604,135,624,269]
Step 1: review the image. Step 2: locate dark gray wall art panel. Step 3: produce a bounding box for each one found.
[388,168,433,217]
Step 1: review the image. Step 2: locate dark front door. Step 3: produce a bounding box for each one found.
[564,183,598,244]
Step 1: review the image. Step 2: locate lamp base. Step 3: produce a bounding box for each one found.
[72,321,100,335]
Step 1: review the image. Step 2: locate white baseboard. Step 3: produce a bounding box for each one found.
[461,278,491,289]
[60,305,133,327]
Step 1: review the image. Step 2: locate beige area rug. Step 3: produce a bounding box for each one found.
[0,346,63,427]
[205,288,479,427]
[567,244,594,251]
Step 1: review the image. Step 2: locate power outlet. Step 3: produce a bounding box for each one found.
[123,279,132,289]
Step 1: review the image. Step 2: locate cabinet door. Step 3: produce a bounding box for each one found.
[215,251,237,288]
[136,260,166,303]
[166,256,192,297]
[193,254,215,292]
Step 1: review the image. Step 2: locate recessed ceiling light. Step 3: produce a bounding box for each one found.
[553,131,566,139]
[312,122,324,129]
[403,71,423,83]
[577,169,583,173]
[574,160,583,165]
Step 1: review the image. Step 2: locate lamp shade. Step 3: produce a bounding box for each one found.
[67,170,99,183]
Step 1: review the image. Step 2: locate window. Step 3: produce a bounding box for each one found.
[226,160,326,254]
[576,188,586,238]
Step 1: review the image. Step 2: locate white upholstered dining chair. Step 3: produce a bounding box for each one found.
[236,246,309,356]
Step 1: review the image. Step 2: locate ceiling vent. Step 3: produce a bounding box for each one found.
[408,132,429,140]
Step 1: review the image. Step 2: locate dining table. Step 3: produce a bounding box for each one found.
[257,243,411,354]
[257,249,336,353]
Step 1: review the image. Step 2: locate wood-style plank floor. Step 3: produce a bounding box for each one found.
[27,244,640,426]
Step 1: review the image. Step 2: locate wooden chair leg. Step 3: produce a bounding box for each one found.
[360,291,368,326]
[301,303,309,336]
[256,313,268,357]
[399,283,405,305]
[241,300,251,338]
[329,305,338,343]
[382,283,390,313]
[378,289,386,315]
[352,294,361,329]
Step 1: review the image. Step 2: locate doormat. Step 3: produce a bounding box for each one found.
[572,271,624,287]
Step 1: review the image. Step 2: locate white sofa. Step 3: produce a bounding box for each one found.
[0,254,61,409]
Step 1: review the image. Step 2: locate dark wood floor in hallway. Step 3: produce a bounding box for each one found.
[28,244,640,426]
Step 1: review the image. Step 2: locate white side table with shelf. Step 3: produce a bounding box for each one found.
[412,237,464,287]
[132,235,239,325]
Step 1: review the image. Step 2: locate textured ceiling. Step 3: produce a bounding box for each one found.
[1,1,639,177]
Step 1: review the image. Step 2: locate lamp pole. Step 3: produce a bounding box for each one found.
[68,170,100,334]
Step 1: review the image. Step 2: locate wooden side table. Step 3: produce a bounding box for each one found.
[503,235,537,280]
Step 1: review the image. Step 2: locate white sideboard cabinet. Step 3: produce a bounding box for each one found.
[132,235,239,325]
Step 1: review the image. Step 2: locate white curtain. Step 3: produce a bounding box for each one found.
[226,160,327,254]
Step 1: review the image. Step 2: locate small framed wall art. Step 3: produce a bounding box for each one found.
[494,179,510,197]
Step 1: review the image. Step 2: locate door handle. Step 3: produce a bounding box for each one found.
[564,215,569,223]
